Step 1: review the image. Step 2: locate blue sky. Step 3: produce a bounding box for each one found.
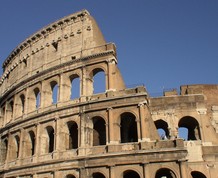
[0,0,218,96]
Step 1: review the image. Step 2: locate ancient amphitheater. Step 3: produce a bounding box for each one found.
[0,9,218,178]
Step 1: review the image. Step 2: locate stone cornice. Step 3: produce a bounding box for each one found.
[2,9,89,70]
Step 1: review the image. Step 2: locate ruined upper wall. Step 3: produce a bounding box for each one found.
[0,9,108,95]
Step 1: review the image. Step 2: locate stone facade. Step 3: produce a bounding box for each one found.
[0,9,217,178]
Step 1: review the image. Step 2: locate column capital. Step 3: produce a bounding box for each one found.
[138,100,147,107]
[107,107,113,111]
[107,57,117,64]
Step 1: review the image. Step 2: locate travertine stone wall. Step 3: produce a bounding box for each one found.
[0,9,217,178]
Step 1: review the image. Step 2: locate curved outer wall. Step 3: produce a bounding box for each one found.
[0,10,217,178]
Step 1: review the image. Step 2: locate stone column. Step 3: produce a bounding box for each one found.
[19,129,24,160]
[35,123,41,161]
[59,73,70,102]
[178,159,188,178]
[107,58,117,91]
[107,107,114,144]
[138,102,150,141]
[109,165,115,178]
[54,170,61,178]
[80,167,86,178]
[142,162,151,178]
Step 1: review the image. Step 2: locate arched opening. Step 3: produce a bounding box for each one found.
[7,101,14,122]
[67,121,78,149]
[14,135,20,158]
[92,68,105,94]
[20,94,25,114]
[92,117,106,146]
[123,170,140,178]
[120,112,138,143]
[191,171,207,178]
[155,168,177,178]
[155,119,169,140]
[92,172,106,178]
[178,116,201,140]
[51,81,58,104]
[70,75,80,99]
[46,126,54,153]
[34,88,41,109]
[29,131,35,156]
[66,174,76,178]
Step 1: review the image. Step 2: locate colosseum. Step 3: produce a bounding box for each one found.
[0,9,217,178]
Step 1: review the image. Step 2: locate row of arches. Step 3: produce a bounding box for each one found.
[155,116,201,141]
[1,112,140,162]
[65,169,207,178]
[1,114,203,162]
[1,68,106,125]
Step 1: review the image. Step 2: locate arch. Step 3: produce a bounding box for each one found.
[178,116,201,140]
[155,119,169,140]
[92,172,106,178]
[34,88,41,109]
[92,116,106,146]
[155,168,177,178]
[120,112,138,143]
[191,171,207,178]
[20,94,25,114]
[7,100,14,122]
[123,170,140,178]
[28,131,36,156]
[50,81,58,104]
[46,126,55,153]
[65,174,76,178]
[14,135,20,159]
[70,74,80,100]
[92,68,106,94]
[67,121,78,149]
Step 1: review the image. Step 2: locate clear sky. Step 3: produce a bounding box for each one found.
[0,0,218,96]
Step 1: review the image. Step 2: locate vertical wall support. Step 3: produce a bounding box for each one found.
[138,101,150,141]
[107,107,114,144]
[107,58,117,91]
[178,159,188,178]
[109,165,115,178]
[142,162,150,178]
[35,123,41,161]
[19,129,24,160]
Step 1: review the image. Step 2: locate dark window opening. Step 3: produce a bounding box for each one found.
[155,168,176,178]
[92,172,106,178]
[66,175,76,178]
[67,121,78,149]
[52,41,58,51]
[20,94,25,113]
[29,131,35,156]
[155,119,169,140]
[178,116,201,141]
[93,117,106,146]
[46,126,54,153]
[123,170,140,178]
[191,171,207,178]
[120,113,138,143]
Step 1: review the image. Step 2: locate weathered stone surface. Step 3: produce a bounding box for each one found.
[0,9,217,178]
